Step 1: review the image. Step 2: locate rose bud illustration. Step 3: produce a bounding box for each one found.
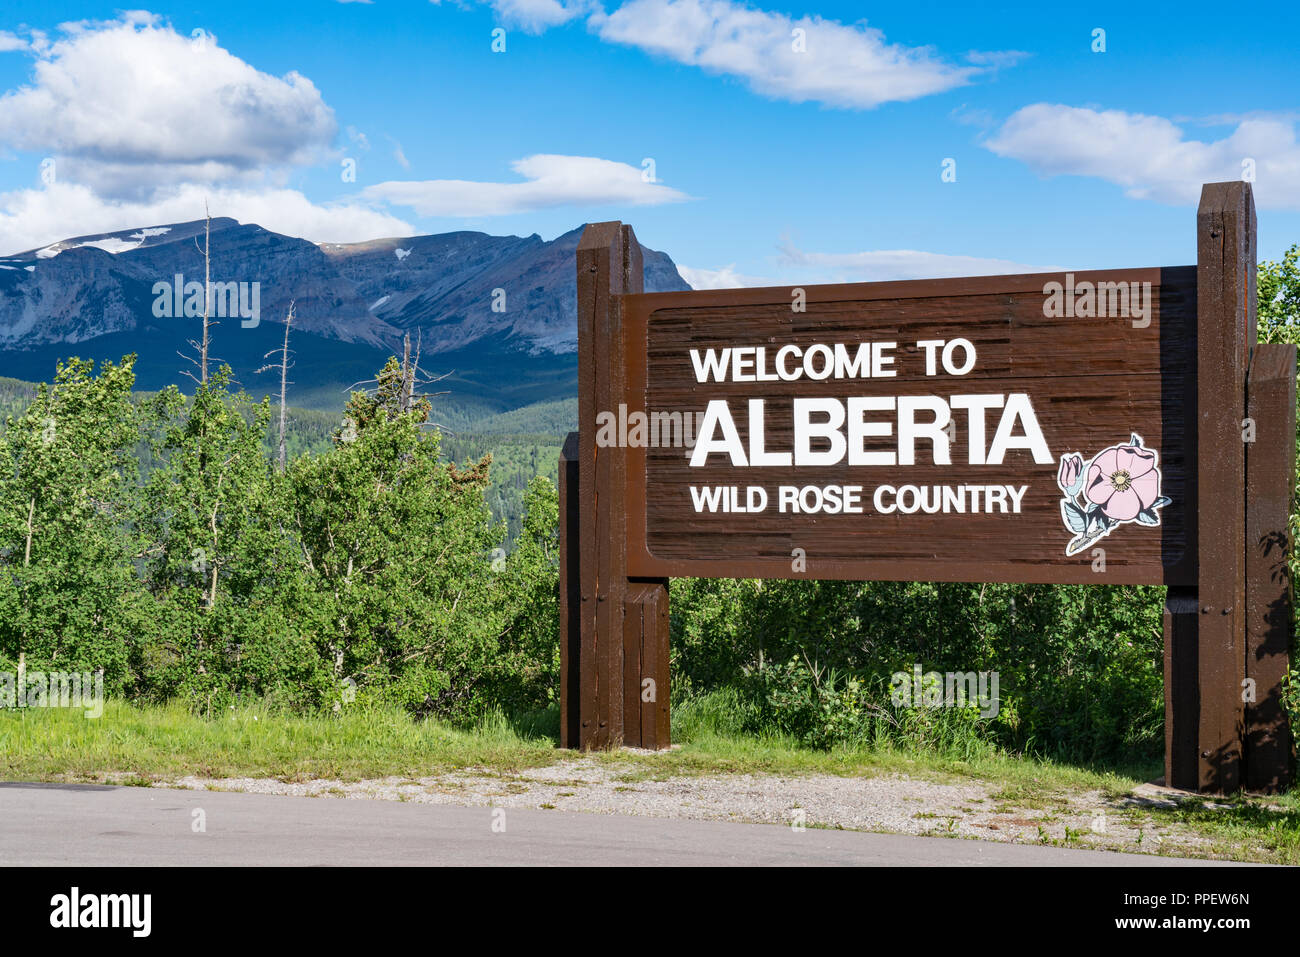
[1057,452,1084,495]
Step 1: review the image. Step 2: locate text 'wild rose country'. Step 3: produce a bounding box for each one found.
[663,340,1166,555]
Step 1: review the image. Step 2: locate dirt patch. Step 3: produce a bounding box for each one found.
[161,758,1215,859]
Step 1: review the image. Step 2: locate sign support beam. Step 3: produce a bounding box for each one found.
[1244,343,1296,791]
[1167,181,1255,792]
[565,221,671,750]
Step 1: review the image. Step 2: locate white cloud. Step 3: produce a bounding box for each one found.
[949,103,996,130]
[496,0,591,32]
[588,0,992,109]
[390,137,411,170]
[346,126,371,151]
[0,14,337,198]
[964,49,1030,69]
[363,154,691,216]
[0,18,683,247]
[680,242,1061,289]
[984,103,1300,210]
[777,239,1063,282]
[0,182,414,256]
[431,0,591,34]
[435,0,1012,107]
[0,31,30,52]
[675,263,769,288]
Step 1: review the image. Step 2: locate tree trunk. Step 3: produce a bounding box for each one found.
[201,205,211,384]
[23,495,34,566]
[278,303,293,472]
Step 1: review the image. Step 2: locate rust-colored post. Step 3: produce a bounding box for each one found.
[575,222,636,748]
[1164,589,1200,788]
[625,582,671,749]
[558,432,581,749]
[1244,344,1296,791]
[562,222,671,749]
[1169,181,1256,793]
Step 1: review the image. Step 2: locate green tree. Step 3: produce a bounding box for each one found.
[291,383,506,718]
[1258,243,1300,345]
[488,476,562,714]
[1258,244,1300,732]
[138,366,301,707]
[0,356,150,689]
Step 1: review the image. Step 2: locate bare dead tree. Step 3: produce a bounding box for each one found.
[201,204,211,382]
[257,300,295,472]
[179,202,224,385]
[343,328,453,432]
[404,329,424,414]
[399,333,412,412]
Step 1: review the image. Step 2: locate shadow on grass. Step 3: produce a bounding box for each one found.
[1119,792,1300,864]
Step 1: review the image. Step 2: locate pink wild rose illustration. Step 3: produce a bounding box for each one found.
[1083,443,1160,521]
[1057,433,1169,556]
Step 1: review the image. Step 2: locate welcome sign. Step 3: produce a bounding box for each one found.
[622,267,1194,585]
[560,183,1294,797]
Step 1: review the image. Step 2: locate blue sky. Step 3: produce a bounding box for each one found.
[0,1,1296,285]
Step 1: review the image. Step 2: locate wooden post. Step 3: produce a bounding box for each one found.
[1168,181,1256,793]
[558,431,581,749]
[562,221,671,750]
[626,582,671,749]
[1244,344,1296,791]
[1164,588,1200,789]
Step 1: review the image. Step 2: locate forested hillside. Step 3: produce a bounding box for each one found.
[0,375,569,541]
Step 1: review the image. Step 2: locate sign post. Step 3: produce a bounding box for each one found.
[560,182,1294,792]
[1244,343,1297,791]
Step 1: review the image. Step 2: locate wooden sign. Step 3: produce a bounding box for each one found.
[623,267,1194,586]
[559,182,1295,796]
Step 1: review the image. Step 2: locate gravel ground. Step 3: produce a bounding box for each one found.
[158,760,1218,859]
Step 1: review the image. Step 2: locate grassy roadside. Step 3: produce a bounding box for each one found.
[0,697,1147,788]
[2,699,1297,864]
[0,700,558,782]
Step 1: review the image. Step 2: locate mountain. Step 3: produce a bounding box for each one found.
[0,219,690,414]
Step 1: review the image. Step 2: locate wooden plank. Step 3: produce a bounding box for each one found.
[558,431,581,749]
[575,222,641,749]
[622,584,644,746]
[576,226,613,748]
[645,582,671,749]
[1188,180,1255,793]
[1245,343,1296,791]
[592,234,617,748]
[621,582,671,749]
[621,227,670,749]
[1164,587,1200,790]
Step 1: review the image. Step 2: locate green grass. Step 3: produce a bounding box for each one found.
[1117,792,1300,864]
[4,697,1296,864]
[0,699,558,783]
[0,694,1153,794]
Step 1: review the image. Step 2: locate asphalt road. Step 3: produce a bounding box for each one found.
[0,781,1238,866]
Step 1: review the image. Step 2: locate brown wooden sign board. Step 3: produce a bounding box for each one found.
[624,267,1194,586]
[560,182,1294,795]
